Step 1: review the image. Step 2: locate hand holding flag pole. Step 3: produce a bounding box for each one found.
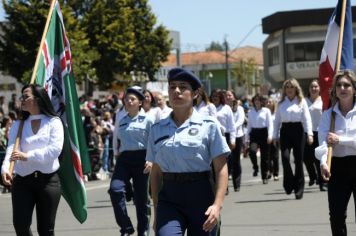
[326,0,348,174]
[8,0,56,177]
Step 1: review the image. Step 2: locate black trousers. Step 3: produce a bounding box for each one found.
[249,128,269,180]
[12,171,61,236]
[279,122,305,196]
[328,156,356,236]
[303,131,325,187]
[224,133,232,176]
[268,142,279,176]
[232,137,243,189]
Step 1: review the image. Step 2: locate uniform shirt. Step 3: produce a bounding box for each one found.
[116,110,154,153]
[273,97,313,139]
[233,105,245,138]
[195,101,217,118]
[306,97,323,132]
[315,102,356,165]
[146,110,230,172]
[247,107,273,140]
[1,115,64,176]
[216,104,236,143]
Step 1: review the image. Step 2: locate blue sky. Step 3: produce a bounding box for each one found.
[1,0,339,51]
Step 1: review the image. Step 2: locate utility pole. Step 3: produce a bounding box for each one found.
[224,37,231,90]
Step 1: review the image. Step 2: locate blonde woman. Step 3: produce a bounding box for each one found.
[273,78,313,200]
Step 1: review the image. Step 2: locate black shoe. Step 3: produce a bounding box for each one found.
[262,179,268,184]
[253,170,258,177]
[225,187,229,195]
[320,184,328,192]
[234,187,240,192]
[121,228,135,236]
[267,174,272,179]
[295,192,303,200]
[309,179,316,186]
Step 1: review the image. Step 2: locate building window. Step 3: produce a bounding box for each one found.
[268,46,279,66]
[287,42,323,62]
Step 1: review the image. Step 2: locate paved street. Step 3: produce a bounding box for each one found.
[1,157,356,236]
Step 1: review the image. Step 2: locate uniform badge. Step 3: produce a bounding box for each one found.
[188,128,199,136]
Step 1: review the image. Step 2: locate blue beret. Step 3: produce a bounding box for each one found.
[168,68,202,90]
[126,86,145,100]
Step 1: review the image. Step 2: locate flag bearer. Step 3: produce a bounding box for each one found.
[147,68,229,236]
[109,87,153,236]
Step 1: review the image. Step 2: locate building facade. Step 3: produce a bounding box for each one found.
[262,6,356,92]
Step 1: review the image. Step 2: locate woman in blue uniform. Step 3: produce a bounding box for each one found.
[109,87,153,236]
[316,70,356,235]
[147,68,230,236]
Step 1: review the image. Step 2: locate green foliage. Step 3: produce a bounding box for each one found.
[205,41,224,52]
[0,0,171,88]
[0,0,50,83]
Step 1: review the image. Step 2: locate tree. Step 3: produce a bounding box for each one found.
[84,0,171,87]
[0,0,171,88]
[0,0,98,84]
[232,58,259,94]
[205,41,224,51]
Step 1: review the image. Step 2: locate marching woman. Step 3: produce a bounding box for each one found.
[109,87,154,236]
[194,87,217,118]
[247,94,273,184]
[147,68,229,236]
[304,80,326,191]
[210,89,235,192]
[273,78,313,200]
[266,98,280,181]
[315,70,356,236]
[1,84,64,235]
[226,90,244,191]
[143,89,161,123]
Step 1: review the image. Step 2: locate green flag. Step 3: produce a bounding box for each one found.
[34,0,91,223]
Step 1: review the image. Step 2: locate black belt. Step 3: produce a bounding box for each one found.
[16,171,57,179]
[162,171,210,183]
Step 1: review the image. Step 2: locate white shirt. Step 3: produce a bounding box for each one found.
[315,103,356,165]
[1,115,64,176]
[273,97,313,139]
[216,104,236,143]
[145,107,161,123]
[306,97,323,132]
[195,101,217,118]
[247,107,273,140]
[233,105,245,138]
[159,105,173,120]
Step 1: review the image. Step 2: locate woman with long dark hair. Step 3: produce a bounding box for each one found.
[247,94,273,184]
[1,84,64,235]
[304,80,326,191]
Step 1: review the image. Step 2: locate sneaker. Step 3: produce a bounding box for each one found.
[273,176,279,181]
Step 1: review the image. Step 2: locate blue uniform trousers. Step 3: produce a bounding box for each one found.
[109,150,149,236]
[156,176,216,236]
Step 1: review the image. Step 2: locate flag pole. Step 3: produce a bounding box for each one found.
[30,0,57,84]
[8,0,57,176]
[326,0,347,172]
